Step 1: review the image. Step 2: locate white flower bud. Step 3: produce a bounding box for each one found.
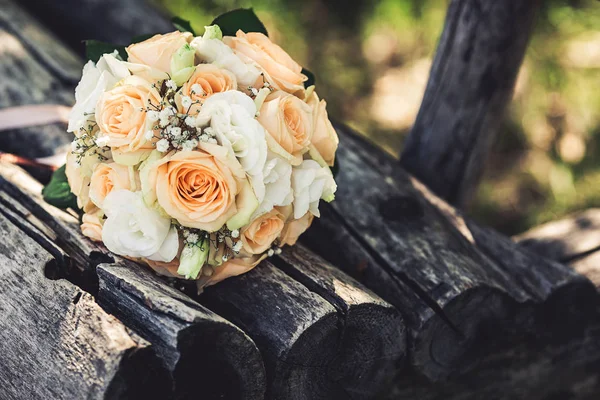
[156,139,170,152]
[181,96,192,109]
[147,110,159,122]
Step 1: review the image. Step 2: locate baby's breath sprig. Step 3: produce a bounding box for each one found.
[143,79,217,154]
[71,120,109,167]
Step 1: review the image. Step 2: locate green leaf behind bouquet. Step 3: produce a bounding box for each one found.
[302,68,315,88]
[42,165,79,211]
[211,8,268,37]
[85,40,127,62]
[172,17,196,35]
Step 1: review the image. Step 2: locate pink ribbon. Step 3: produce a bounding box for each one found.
[0,105,72,169]
[0,105,71,131]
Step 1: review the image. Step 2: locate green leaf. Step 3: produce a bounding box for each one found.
[42,165,79,211]
[172,17,196,35]
[85,40,126,62]
[211,8,268,37]
[302,68,315,88]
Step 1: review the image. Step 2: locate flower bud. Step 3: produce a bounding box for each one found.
[170,43,196,86]
[178,243,209,279]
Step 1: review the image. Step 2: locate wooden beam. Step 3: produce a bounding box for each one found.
[400,0,539,207]
[97,261,267,400]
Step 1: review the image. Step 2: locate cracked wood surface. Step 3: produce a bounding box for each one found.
[0,199,169,399]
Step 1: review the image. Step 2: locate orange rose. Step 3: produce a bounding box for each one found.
[126,31,193,73]
[89,162,131,208]
[307,92,338,167]
[224,30,306,98]
[241,208,286,254]
[278,207,314,246]
[141,144,257,232]
[95,76,161,153]
[258,91,313,165]
[80,209,104,242]
[178,64,237,114]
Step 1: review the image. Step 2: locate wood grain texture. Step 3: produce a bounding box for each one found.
[199,258,403,400]
[0,205,169,399]
[305,124,600,390]
[516,209,600,262]
[0,0,76,162]
[98,261,267,400]
[400,0,539,207]
[272,244,406,398]
[516,209,600,288]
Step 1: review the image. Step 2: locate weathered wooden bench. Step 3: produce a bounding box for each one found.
[1,0,600,399]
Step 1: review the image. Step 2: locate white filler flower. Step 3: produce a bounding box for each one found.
[291,160,337,219]
[102,189,179,262]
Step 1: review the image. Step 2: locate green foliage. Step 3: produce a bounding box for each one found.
[211,8,268,37]
[84,40,126,62]
[172,16,196,35]
[42,165,79,211]
[302,68,315,88]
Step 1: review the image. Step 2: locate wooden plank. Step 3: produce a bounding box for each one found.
[400,0,540,207]
[200,261,394,399]
[97,261,266,400]
[0,206,170,399]
[272,244,406,397]
[516,209,600,288]
[516,209,600,262]
[18,0,174,51]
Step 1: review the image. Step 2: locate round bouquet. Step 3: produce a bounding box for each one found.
[49,10,338,288]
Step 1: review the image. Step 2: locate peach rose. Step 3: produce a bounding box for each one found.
[89,162,131,208]
[278,207,314,246]
[241,208,286,254]
[141,143,258,232]
[224,30,306,98]
[178,64,237,114]
[258,91,313,165]
[197,254,266,289]
[126,31,193,73]
[96,76,161,153]
[80,209,104,242]
[307,92,338,167]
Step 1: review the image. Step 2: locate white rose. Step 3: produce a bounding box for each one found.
[198,91,267,203]
[101,189,179,262]
[68,52,130,133]
[253,152,293,218]
[291,160,337,219]
[190,36,261,87]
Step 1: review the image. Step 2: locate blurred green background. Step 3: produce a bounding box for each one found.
[154,0,600,235]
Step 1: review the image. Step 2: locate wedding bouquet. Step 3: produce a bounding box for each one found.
[43,10,338,288]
